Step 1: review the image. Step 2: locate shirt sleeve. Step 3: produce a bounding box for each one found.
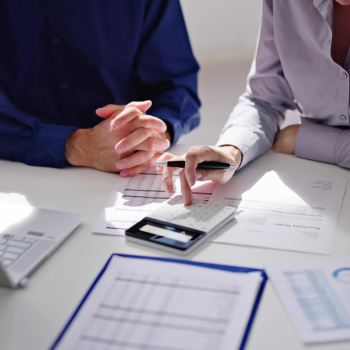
[295,121,350,169]
[215,0,296,168]
[0,104,77,168]
[135,0,201,145]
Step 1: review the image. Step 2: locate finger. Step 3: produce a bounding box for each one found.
[115,128,153,154]
[119,152,160,177]
[110,107,145,130]
[133,137,170,153]
[156,152,177,176]
[156,152,186,174]
[95,104,124,119]
[117,114,167,133]
[179,169,193,206]
[194,168,232,184]
[183,146,217,187]
[159,153,180,195]
[117,150,155,171]
[125,100,152,114]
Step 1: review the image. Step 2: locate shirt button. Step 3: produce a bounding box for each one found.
[340,115,347,121]
[61,83,68,90]
[342,72,348,79]
[47,158,54,164]
[52,37,60,44]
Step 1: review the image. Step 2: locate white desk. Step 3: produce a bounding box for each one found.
[0,144,349,350]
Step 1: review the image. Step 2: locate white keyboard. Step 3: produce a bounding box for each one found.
[0,234,38,267]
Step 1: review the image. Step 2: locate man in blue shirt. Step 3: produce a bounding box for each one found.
[0,0,200,176]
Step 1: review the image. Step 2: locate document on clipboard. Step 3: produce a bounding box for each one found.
[51,254,267,350]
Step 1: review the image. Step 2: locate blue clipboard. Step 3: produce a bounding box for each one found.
[51,254,268,350]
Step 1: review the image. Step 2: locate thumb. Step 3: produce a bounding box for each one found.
[125,100,152,114]
[96,105,124,119]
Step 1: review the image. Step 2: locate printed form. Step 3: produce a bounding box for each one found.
[94,167,346,254]
[54,256,262,350]
[208,168,347,254]
[264,258,350,344]
[93,168,216,236]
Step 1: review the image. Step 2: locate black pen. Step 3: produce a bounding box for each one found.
[155,161,235,169]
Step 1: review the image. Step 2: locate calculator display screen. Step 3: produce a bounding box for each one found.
[140,224,192,243]
[126,217,206,251]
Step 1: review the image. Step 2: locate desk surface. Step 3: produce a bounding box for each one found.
[0,144,349,350]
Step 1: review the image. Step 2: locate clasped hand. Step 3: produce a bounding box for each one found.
[66,101,171,176]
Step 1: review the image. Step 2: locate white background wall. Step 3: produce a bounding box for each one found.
[180,0,262,65]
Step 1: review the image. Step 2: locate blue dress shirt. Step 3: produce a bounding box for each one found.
[0,0,200,168]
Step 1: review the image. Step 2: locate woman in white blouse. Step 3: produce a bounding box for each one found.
[159,0,350,205]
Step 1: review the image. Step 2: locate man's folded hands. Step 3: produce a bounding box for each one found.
[65,101,171,175]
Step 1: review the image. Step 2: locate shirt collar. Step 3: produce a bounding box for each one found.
[313,0,333,29]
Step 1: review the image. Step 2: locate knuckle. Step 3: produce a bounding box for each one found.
[188,146,199,153]
[129,107,140,115]
[185,152,197,162]
[201,145,212,153]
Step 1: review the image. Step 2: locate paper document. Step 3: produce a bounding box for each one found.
[54,255,262,350]
[93,168,216,236]
[264,258,350,344]
[208,168,347,254]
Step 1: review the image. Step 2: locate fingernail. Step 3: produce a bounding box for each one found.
[116,145,124,154]
[120,171,128,177]
[118,162,125,169]
[113,121,120,130]
[196,171,202,179]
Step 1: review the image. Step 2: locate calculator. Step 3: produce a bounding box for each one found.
[125,196,236,255]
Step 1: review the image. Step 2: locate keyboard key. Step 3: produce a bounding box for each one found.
[23,237,38,244]
[0,239,7,245]
[2,234,12,240]
[0,245,5,251]
[6,246,25,254]
[2,259,12,267]
[11,236,25,242]
[0,251,3,256]
[3,252,19,260]
[7,241,30,249]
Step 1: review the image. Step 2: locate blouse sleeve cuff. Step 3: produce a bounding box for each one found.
[295,122,342,164]
[215,125,270,168]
